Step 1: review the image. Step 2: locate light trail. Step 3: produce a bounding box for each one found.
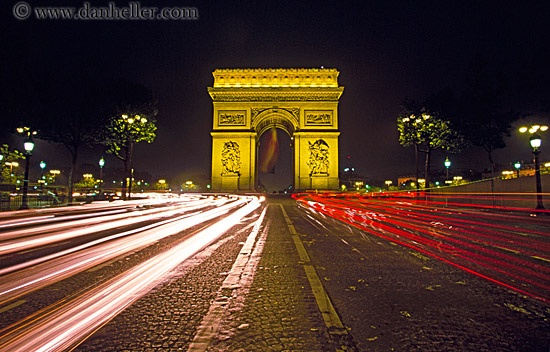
[0,196,230,255]
[294,192,550,302]
[0,196,248,303]
[0,196,263,351]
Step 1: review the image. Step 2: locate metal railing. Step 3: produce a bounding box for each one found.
[0,193,61,211]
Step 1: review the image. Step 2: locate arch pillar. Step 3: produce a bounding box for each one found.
[211,131,256,192]
[294,131,340,190]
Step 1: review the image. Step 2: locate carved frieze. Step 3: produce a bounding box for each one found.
[218,110,246,126]
[208,91,343,102]
[221,141,241,176]
[305,110,333,125]
[307,139,330,175]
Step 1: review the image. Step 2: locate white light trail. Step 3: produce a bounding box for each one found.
[0,196,263,352]
[0,196,248,303]
[0,196,229,255]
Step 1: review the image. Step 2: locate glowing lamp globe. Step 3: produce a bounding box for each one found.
[530,134,542,149]
[24,138,35,153]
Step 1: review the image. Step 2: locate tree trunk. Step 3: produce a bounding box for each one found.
[68,147,78,204]
[488,150,495,206]
[415,144,419,195]
[425,148,431,193]
[128,142,133,199]
[122,145,130,200]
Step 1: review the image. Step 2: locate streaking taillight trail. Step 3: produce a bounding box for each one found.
[293,192,550,303]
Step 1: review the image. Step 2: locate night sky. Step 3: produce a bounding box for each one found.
[3,1,550,188]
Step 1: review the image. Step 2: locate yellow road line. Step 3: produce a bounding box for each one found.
[531,256,550,263]
[0,300,25,314]
[279,204,347,336]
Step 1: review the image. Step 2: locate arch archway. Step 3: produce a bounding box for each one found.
[256,127,293,193]
[209,68,344,192]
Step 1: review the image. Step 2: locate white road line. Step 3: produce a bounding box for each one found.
[188,206,268,352]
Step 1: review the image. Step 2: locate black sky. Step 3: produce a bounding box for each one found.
[3,0,550,185]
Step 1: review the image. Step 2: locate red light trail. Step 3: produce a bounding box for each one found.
[293,192,550,303]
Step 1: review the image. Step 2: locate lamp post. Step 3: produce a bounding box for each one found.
[444,157,451,182]
[514,162,521,178]
[5,161,19,183]
[39,161,46,191]
[529,134,544,210]
[20,138,35,210]
[99,157,105,193]
[519,124,547,210]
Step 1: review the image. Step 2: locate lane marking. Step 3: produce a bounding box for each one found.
[0,300,25,314]
[531,255,550,263]
[279,204,348,336]
[188,206,268,352]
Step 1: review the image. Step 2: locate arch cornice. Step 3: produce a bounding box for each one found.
[207,88,343,102]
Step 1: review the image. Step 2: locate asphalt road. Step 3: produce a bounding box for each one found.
[289,194,550,351]
[0,193,548,351]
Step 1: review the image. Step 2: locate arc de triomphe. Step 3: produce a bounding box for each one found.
[208,68,344,192]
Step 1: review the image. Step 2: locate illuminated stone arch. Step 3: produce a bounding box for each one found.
[252,108,297,137]
[209,68,344,192]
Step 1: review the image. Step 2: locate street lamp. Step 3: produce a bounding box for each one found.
[514,162,521,178]
[20,138,35,210]
[520,124,547,210]
[99,157,105,193]
[39,161,46,190]
[444,157,451,182]
[529,134,544,210]
[5,161,19,182]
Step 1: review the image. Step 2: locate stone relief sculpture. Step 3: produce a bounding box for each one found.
[307,139,329,175]
[219,112,245,125]
[305,111,332,125]
[221,141,241,175]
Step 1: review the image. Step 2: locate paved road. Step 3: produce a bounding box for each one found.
[0,194,548,351]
